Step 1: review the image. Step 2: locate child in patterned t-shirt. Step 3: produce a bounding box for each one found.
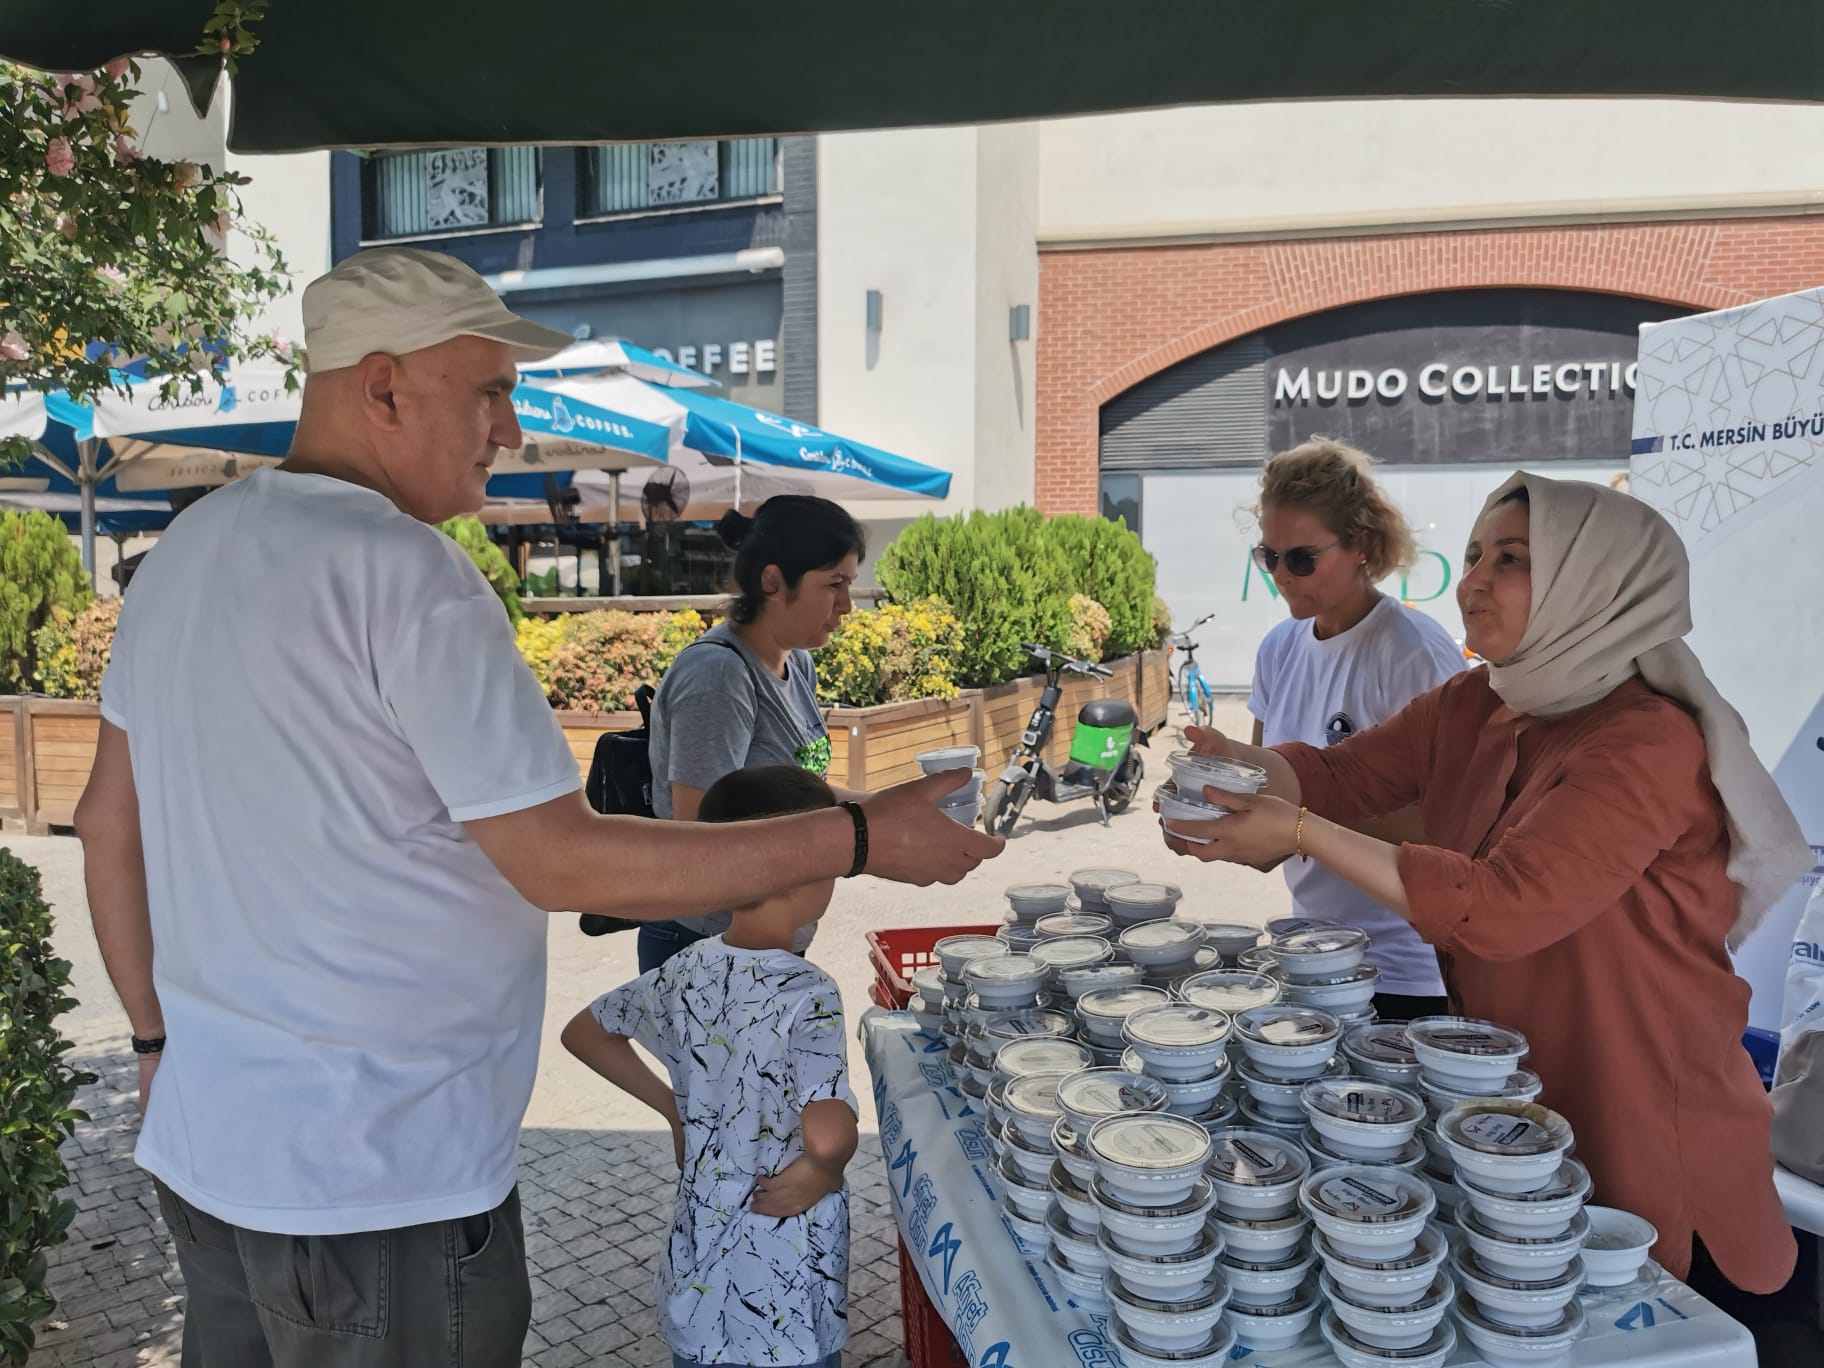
[561,766,856,1368]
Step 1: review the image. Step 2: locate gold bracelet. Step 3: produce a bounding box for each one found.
[1295,806,1309,862]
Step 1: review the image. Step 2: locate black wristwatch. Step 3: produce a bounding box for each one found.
[131,1034,166,1055]
[838,801,868,878]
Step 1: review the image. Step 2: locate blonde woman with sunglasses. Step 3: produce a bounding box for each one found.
[1244,438,1466,1020]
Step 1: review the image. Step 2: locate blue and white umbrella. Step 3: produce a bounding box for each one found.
[519,338,718,389]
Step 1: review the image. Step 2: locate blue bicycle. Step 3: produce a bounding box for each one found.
[1171,613,1216,731]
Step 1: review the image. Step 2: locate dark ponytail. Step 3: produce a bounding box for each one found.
[717,496,866,625]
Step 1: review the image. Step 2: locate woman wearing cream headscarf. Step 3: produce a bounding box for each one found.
[1165,470,1811,1298]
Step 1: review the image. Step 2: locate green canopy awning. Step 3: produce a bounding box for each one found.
[2,0,1821,154]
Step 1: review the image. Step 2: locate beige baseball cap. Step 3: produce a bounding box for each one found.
[300,247,574,373]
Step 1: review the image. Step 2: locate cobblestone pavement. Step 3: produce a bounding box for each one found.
[14,704,1278,1366]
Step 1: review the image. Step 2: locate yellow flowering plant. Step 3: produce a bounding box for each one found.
[814,597,963,707]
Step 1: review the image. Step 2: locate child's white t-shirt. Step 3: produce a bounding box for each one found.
[590,937,854,1366]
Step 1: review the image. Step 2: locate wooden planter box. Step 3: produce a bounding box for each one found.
[0,650,1169,829]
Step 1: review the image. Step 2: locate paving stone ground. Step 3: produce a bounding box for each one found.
[13,704,1276,1366]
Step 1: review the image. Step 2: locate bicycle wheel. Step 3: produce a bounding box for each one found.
[981,774,1034,838]
[1192,677,1215,731]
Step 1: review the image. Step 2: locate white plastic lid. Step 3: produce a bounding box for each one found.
[1119,919,1205,951]
[1205,1130,1307,1186]
[1077,984,1173,1020]
[1273,926,1369,958]
[1304,1127,1426,1171]
[1456,1157,1591,1206]
[996,1037,1094,1079]
[1030,936,1115,972]
[1055,1067,1168,1120]
[1407,1015,1528,1059]
[1004,1072,1069,1122]
[1106,881,1185,909]
[1106,1267,1227,1313]
[963,953,1046,986]
[1234,1003,1342,1047]
[1454,1292,1585,1343]
[1343,1023,1419,1067]
[1123,1003,1232,1049]
[1302,1077,1424,1127]
[1178,970,1282,1013]
[1088,1113,1214,1172]
[1006,882,1070,902]
[1305,1168,1432,1223]
[1061,963,1147,994]
[1439,1101,1572,1157]
[1070,868,1141,894]
[983,1009,1074,1043]
[1169,750,1270,790]
[1453,1248,1584,1293]
[1419,1069,1542,1108]
[1092,1172,1216,1219]
[1154,780,1228,813]
[1236,947,1281,973]
[933,934,1004,964]
[1035,913,1114,939]
[1325,1311,1455,1360]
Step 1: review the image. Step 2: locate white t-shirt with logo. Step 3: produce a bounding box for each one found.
[1248,596,1468,996]
[100,470,582,1235]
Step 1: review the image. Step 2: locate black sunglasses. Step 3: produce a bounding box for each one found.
[1252,541,1339,577]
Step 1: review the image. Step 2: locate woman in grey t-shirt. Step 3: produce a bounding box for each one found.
[640,496,867,972]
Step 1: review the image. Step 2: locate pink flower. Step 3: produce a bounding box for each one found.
[104,58,131,80]
[172,161,202,190]
[71,74,96,94]
[45,138,75,177]
[201,210,231,250]
[64,90,102,116]
[0,332,29,362]
[97,265,127,288]
[272,335,293,360]
[112,133,139,163]
[55,212,78,242]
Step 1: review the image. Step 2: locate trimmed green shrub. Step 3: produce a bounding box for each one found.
[876,508,1075,687]
[1151,594,1173,648]
[0,849,94,1364]
[438,516,524,624]
[0,510,91,694]
[1041,514,1159,659]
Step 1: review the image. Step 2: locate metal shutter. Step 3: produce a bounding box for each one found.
[1099,337,1268,472]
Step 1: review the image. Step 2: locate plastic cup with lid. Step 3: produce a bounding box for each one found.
[1282,964,1381,1015]
[986,1077,1012,1130]
[999,1193,1050,1255]
[1272,925,1370,981]
[938,767,986,804]
[1057,959,1145,1002]
[994,1035,1092,1091]
[1218,1238,1316,1308]
[1068,867,1141,911]
[1233,1003,1343,1079]
[1117,919,1206,970]
[1226,1281,1322,1352]
[1051,1117,1100,1186]
[960,1069,988,1100]
[1437,1100,1574,1194]
[1076,983,1174,1046]
[1004,1071,1070,1148]
[1304,1126,1427,1176]
[1238,1097,1309,1142]
[910,965,946,1008]
[942,799,981,826]
[1204,1127,1311,1220]
[1119,1003,1231,1081]
[1322,1267,1454,1349]
[1452,1290,1587,1368]
[1110,1312,1237,1368]
[1315,1221,1450,1308]
[1342,1023,1423,1088]
[1300,1165,1437,1262]
[911,1004,945,1037]
[1188,1093,1240,1135]
[961,953,1049,1008]
[1455,1159,1591,1239]
[1087,1112,1214,1207]
[933,933,1005,980]
[996,1151,1054,1221]
[995,920,1044,952]
[1458,1206,1591,1282]
[1321,1307,1457,1368]
[1212,1207,1309,1263]
[1418,1069,1542,1122]
[1151,1062,1234,1116]
[1049,1162,1103,1236]
[1189,922,1264,961]
[1449,1248,1584,1328]
[1406,1016,1530,1092]
[1034,911,1114,941]
[1002,1121,1058,1185]
[1176,968,1282,1015]
[1091,1173,1217,1257]
[1046,1201,1108,1270]
[915,744,980,774]
[1579,1206,1657,1286]
[1301,1076,1426,1158]
[1236,946,1282,977]
[1154,782,1230,844]
[1002,880,1069,921]
[1419,1165,1461,1223]
[1105,881,1186,926]
[1106,1266,1231,1352]
[1095,1218,1222,1301]
[1055,1066,1168,1133]
[982,1007,1074,1046]
[1045,1243,1111,1306]
[1077,1034,1129,1069]
[1166,749,1269,797]
[945,1038,968,1079]
[1236,1055,1332,1119]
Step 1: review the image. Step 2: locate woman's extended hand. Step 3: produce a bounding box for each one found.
[1162,788,1301,865]
[1183,725,1231,758]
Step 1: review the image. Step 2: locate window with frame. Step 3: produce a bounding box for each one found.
[363,147,542,239]
[582,138,780,218]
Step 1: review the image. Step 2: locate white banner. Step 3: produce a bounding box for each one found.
[1630,288,1824,1029]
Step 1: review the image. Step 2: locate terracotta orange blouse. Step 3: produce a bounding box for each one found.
[1281,670,1794,1293]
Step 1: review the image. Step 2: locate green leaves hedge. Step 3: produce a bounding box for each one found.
[0,849,93,1364]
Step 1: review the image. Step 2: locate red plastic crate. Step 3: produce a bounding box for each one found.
[897,1237,970,1368]
[866,924,1000,1010]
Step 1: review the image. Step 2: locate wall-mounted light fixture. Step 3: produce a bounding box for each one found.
[1009,304,1031,341]
[865,289,883,332]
